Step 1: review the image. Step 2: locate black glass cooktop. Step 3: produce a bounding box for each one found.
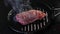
[0,0,60,34]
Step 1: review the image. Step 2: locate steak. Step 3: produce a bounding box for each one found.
[15,10,46,25]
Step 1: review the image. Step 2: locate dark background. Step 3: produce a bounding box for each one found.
[0,0,60,34]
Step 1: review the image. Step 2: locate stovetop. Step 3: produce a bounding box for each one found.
[0,0,60,34]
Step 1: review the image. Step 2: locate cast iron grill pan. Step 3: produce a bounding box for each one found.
[7,1,52,34]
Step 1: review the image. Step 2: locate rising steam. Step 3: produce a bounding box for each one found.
[4,0,32,13]
[5,0,33,22]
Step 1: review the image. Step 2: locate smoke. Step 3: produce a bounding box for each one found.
[4,0,33,22]
[4,0,32,13]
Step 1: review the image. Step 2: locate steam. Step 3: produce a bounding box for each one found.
[5,0,33,22]
[4,0,32,13]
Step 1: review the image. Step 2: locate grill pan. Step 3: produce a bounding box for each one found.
[7,0,53,34]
